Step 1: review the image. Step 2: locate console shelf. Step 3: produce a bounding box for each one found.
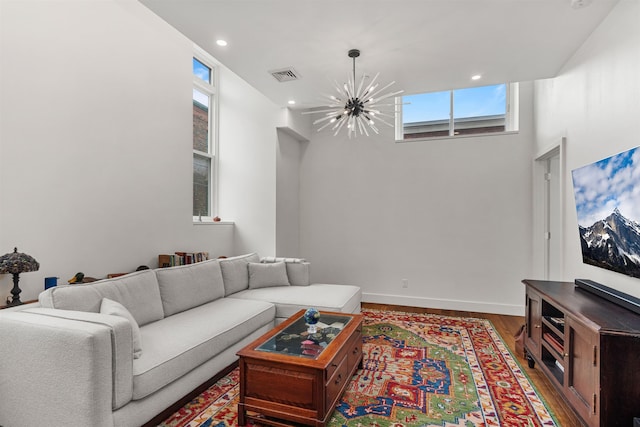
[523,279,640,427]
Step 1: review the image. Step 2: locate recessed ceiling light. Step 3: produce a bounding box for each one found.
[471,74,482,81]
[216,40,228,47]
[288,100,296,105]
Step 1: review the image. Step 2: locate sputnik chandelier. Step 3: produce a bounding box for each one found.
[307,49,403,138]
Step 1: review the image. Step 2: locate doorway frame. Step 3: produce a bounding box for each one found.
[533,137,566,280]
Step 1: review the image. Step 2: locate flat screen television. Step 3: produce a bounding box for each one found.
[571,145,640,278]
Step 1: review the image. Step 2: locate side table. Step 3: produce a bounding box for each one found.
[0,299,38,310]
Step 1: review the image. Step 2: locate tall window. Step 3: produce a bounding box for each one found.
[396,83,518,140]
[192,52,217,219]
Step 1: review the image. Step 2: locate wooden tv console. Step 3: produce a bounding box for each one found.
[522,280,640,426]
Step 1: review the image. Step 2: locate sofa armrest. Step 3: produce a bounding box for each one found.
[0,308,133,426]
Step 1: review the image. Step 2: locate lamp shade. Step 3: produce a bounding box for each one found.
[0,247,40,275]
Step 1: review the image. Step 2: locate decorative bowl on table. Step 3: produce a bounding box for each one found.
[304,308,320,333]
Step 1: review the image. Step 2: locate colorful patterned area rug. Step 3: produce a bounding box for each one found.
[159,310,557,427]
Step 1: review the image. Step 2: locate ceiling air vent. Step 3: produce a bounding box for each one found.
[269,67,301,83]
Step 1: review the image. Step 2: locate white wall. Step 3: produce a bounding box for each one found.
[534,0,640,299]
[276,129,305,257]
[300,82,535,315]
[216,65,280,257]
[7,0,635,312]
[0,0,280,302]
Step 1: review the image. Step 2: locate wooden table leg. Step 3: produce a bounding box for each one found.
[238,403,246,426]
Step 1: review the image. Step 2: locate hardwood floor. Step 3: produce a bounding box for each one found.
[362,303,583,427]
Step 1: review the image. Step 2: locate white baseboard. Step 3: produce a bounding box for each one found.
[362,292,525,317]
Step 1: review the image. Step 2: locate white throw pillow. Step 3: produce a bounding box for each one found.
[220,253,261,295]
[100,298,143,359]
[248,261,290,289]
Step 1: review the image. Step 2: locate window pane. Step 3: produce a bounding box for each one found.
[193,58,211,84]
[453,84,506,135]
[402,91,450,139]
[193,155,210,217]
[193,88,209,152]
[403,91,450,122]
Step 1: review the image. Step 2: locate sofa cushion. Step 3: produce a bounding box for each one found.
[260,257,310,286]
[154,259,225,317]
[283,262,310,286]
[219,253,260,296]
[38,269,164,327]
[229,283,361,321]
[131,298,275,400]
[101,298,142,359]
[248,261,290,289]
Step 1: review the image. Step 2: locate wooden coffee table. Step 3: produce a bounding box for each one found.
[237,310,363,427]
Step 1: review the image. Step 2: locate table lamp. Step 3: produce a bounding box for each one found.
[0,247,40,306]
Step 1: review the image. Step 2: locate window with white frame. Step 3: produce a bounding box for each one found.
[395,83,519,141]
[192,52,217,220]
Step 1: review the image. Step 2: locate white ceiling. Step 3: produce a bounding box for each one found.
[140,0,618,109]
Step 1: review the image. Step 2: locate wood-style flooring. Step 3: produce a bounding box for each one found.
[363,302,583,427]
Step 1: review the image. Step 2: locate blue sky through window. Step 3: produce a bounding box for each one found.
[193,58,212,106]
[454,84,506,119]
[193,58,211,83]
[403,84,506,124]
[404,91,450,122]
[193,89,208,107]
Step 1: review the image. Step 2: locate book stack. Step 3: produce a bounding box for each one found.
[158,252,210,268]
[543,332,564,354]
[545,316,565,331]
[300,339,324,356]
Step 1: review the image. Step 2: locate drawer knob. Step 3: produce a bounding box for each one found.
[335,374,342,385]
[353,347,359,354]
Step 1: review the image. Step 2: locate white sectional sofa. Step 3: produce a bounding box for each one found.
[0,253,361,427]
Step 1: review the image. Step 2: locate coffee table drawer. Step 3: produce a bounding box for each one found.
[348,331,362,367]
[325,354,349,406]
[326,346,347,380]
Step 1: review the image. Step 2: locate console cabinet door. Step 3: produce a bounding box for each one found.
[525,289,542,359]
[565,315,599,427]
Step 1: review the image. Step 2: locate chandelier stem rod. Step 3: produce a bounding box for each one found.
[353,56,356,88]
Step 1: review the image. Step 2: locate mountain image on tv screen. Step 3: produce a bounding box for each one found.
[572,146,640,278]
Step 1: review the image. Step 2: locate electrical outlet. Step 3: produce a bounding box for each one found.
[402,279,409,288]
